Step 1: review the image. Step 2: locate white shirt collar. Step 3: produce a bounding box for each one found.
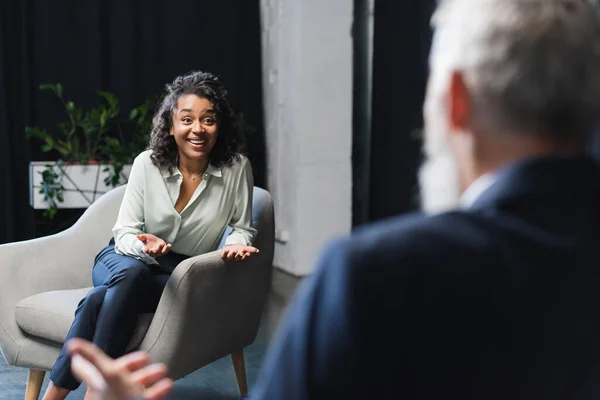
[161,163,222,179]
[459,173,497,209]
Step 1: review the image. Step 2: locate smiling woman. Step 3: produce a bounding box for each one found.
[171,96,219,171]
[42,71,259,400]
[149,71,245,175]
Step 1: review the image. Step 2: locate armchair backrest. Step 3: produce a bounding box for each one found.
[67,185,127,244]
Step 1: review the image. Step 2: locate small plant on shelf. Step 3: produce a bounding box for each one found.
[26,83,154,218]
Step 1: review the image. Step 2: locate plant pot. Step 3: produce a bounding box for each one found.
[29,161,132,209]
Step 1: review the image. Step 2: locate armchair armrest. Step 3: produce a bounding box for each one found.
[139,249,273,379]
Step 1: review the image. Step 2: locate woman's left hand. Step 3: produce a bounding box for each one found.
[220,244,259,263]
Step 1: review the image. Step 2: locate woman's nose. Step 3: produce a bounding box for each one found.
[192,121,204,133]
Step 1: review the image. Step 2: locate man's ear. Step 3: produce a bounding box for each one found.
[449,71,471,133]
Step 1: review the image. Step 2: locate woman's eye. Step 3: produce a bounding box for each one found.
[182,117,192,123]
[204,118,214,125]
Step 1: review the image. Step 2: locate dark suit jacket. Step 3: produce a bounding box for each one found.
[252,155,600,400]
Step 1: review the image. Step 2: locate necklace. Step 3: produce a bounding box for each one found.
[179,164,206,181]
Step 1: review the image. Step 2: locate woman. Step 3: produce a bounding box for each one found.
[43,70,259,400]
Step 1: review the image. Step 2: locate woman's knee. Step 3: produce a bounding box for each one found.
[110,263,152,288]
[76,286,108,314]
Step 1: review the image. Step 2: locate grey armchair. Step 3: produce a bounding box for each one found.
[0,185,274,400]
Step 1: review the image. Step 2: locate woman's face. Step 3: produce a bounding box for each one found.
[170,94,219,163]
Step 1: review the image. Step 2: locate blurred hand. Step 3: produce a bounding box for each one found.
[220,244,259,263]
[137,234,171,257]
[68,338,173,400]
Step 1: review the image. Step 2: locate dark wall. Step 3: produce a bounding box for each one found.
[361,0,436,223]
[0,0,265,242]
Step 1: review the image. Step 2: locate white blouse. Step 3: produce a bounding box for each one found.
[112,150,256,265]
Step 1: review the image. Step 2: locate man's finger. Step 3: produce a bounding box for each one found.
[67,339,113,376]
[144,378,174,400]
[161,243,171,255]
[71,354,107,392]
[113,351,150,373]
[137,234,148,243]
[244,246,260,253]
[69,339,149,375]
[130,363,169,387]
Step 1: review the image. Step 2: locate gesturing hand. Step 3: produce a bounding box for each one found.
[137,234,171,257]
[220,244,259,263]
[68,338,173,400]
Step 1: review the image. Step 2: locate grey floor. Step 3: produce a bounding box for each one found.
[0,269,301,400]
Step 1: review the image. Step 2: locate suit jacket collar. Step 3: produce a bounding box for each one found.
[469,154,600,214]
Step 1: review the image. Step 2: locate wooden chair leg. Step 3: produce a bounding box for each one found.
[25,369,46,400]
[231,349,248,397]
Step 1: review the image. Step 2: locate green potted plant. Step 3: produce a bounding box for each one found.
[26,83,153,219]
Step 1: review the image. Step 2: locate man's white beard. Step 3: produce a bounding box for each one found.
[419,75,462,214]
[418,147,461,214]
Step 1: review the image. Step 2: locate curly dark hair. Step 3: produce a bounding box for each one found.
[148,70,245,172]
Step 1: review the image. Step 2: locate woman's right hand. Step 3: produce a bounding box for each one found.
[137,234,172,257]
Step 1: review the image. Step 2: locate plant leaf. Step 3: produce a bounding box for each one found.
[56,83,63,99]
[56,141,72,156]
[57,122,71,135]
[39,83,55,92]
[73,106,83,122]
[98,91,119,111]
[100,109,108,127]
[25,126,51,140]
[89,108,101,125]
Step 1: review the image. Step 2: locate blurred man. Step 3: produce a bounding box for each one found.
[252,0,600,399]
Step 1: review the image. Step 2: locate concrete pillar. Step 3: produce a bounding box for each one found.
[260,0,353,276]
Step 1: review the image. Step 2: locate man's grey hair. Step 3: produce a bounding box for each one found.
[430,0,600,142]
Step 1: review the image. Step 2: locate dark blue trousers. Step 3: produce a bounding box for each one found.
[49,240,188,390]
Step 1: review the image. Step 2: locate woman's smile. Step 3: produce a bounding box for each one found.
[186,137,208,149]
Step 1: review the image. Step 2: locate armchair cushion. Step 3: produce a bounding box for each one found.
[15,288,153,351]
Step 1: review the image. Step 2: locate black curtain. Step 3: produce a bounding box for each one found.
[0,1,36,244]
[0,0,265,243]
[362,0,436,223]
